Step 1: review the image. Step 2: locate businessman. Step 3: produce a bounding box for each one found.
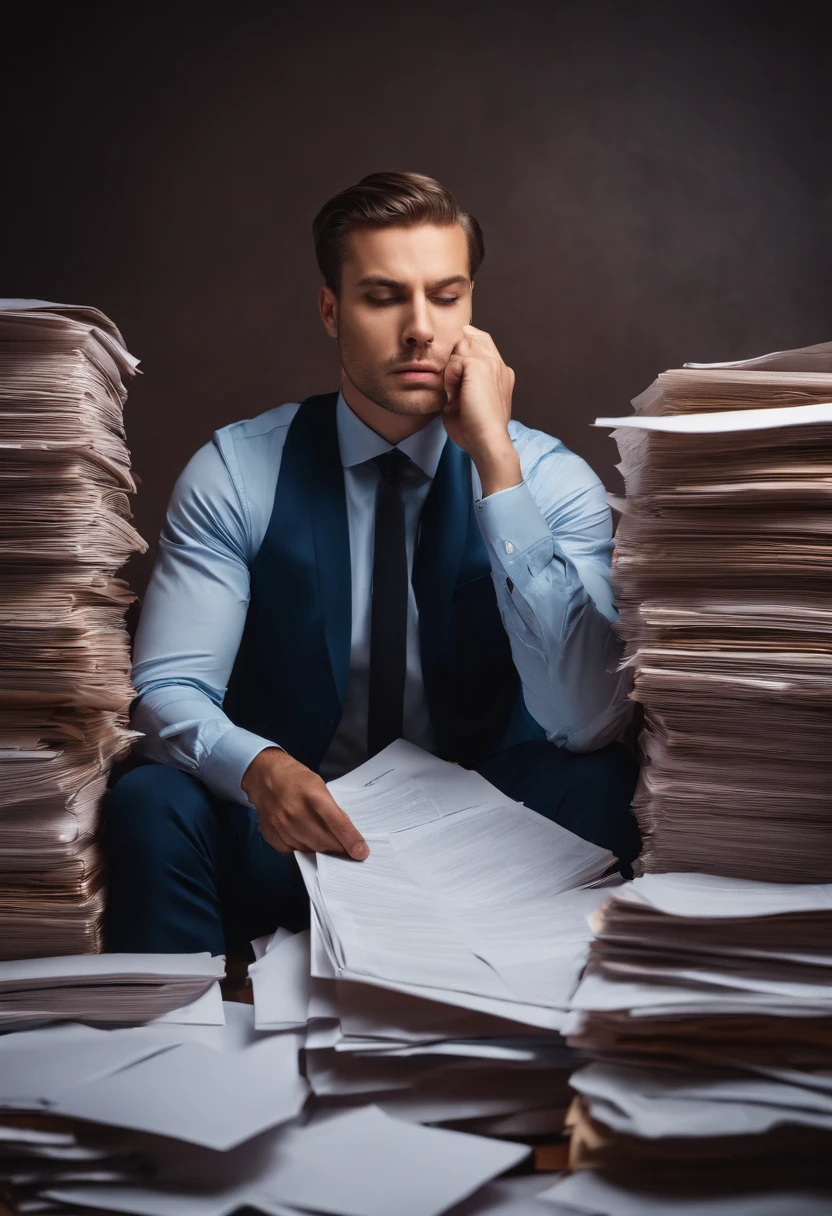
[105,170,640,953]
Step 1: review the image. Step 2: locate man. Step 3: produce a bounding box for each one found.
[105,170,640,954]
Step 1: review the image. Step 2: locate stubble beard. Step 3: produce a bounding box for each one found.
[340,343,447,418]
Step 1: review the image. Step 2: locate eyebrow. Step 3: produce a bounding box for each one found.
[355,274,470,290]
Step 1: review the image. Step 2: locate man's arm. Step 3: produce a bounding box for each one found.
[130,428,370,860]
[129,439,279,807]
[473,429,633,751]
[441,324,631,751]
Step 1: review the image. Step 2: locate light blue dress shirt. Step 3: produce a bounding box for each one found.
[130,389,633,808]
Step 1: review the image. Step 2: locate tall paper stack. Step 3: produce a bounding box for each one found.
[543,341,832,1213]
[595,340,832,882]
[0,300,146,960]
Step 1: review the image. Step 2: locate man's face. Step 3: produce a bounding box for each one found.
[327,222,473,418]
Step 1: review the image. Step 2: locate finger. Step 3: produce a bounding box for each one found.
[296,816,350,856]
[271,801,341,854]
[444,355,465,402]
[316,794,370,861]
[263,826,293,855]
[462,324,496,351]
[265,809,311,855]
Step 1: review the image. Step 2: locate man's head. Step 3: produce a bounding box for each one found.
[313,171,484,427]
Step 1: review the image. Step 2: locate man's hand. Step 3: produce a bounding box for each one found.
[442,324,522,497]
[241,747,369,861]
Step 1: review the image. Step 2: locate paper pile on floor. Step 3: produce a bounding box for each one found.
[0,300,146,959]
[0,1001,546,1215]
[594,339,832,881]
[0,740,629,1214]
[275,739,616,1139]
[562,875,832,1201]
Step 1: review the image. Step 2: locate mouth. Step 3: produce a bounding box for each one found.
[392,366,443,382]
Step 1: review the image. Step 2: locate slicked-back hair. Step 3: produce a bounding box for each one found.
[312,171,485,296]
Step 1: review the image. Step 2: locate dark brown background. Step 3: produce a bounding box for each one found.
[3,1,831,629]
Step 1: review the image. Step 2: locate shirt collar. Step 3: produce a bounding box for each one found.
[336,387,448,479]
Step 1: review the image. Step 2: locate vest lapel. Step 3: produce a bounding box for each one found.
[308,399,352,707]
[224,392,351,771]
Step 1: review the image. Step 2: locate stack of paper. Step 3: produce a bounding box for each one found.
[0,300,146,958]
[562,873,832,1197]
[594,339,832,881]
[0,952,226,1027]
[253,740,618,1139]
[0,1003,533,1216]
[540,1172,832,1215]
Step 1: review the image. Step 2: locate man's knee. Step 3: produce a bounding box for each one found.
[560,742,641,866]
[103,762,215,859]
[571,741,639,806]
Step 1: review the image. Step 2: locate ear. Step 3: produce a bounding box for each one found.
[319,284,339,338]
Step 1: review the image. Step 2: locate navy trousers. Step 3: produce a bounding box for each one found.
[103,740,640,954]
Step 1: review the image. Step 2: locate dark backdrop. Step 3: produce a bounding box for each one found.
[3,1,831,626]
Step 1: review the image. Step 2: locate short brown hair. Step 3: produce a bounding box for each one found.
[313,170,485,296]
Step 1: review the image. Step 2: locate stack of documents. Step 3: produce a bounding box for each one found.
[0,1002,534,1216]
[562,873,832,1197]
[0,300,146,958]
[594,338,832,881]
[253,740,619,1140]
[540,1172,832,1215]
[0,952,226,1027]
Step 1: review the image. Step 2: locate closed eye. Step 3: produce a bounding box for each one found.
[369,296,459,307]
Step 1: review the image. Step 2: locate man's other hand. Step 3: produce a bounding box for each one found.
[241,747,369,861]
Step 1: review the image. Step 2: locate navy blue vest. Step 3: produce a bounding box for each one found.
[222,392,544,771]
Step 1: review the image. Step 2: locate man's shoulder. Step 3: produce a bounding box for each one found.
[508,417,604,492]
[214,399,302,451]
[207,399,302,486]
[171,400,303,520]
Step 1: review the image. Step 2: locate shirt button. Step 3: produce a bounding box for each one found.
[504,540,515,554]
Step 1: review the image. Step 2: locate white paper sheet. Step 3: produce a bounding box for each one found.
[614,872,832,919]
[249,930,311,1029]
[250,1104,529,1216]
[51,1032,307,1150]
[540,1172,832,1214]
[0,953,224,983]
[0,1023,179,1108]
[594,401,832,434]
[149,981,225,1025]
[47,1104,529,1216]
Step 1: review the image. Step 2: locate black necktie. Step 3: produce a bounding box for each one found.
[367,449,410,757]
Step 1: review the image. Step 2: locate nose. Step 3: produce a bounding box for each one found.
[402,294,434,348]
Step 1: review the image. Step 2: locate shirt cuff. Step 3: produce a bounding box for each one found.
[200,725,284,808]
[475,479,555,586]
